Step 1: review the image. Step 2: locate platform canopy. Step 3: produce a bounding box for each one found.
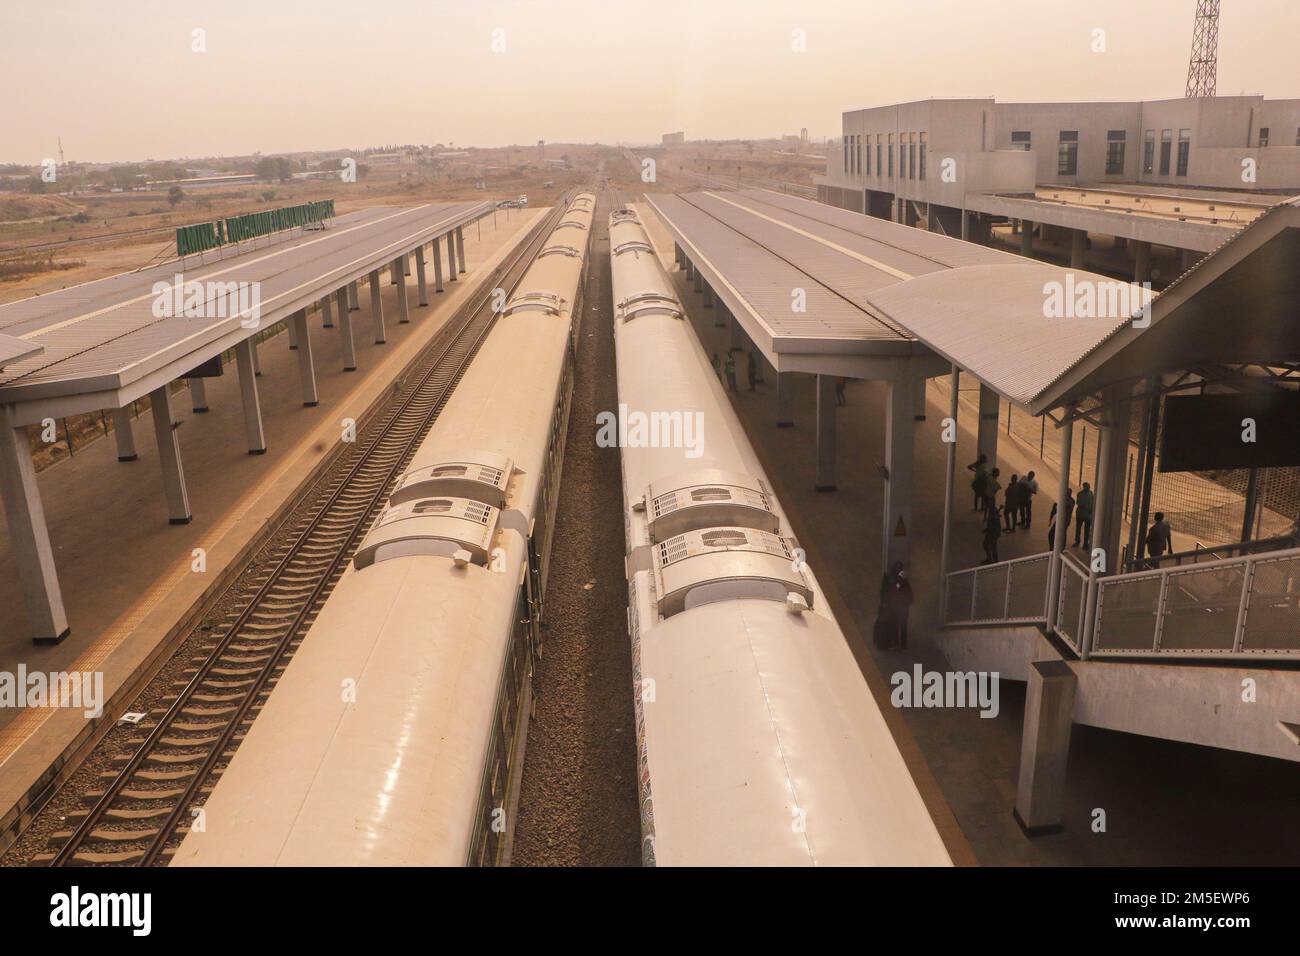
[650,189,1300,415]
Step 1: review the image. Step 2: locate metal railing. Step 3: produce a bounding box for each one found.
[1053,553,1091,655]
[942,552,1052,626]
[1092,545,1300,660]
[1121,533,1298,574]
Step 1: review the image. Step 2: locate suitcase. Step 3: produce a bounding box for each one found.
[873,616,898,650]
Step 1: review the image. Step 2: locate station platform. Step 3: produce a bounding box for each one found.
[0,208,544,844]
[637,203,1300,866]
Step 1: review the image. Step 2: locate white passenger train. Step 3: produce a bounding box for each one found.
[608,207,952,866]
[172,194,596,866]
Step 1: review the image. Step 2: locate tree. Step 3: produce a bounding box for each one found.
[167,185,185,206]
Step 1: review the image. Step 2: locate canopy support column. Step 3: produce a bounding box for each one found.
[815,374,837,492]
[456,226,466,273]
[234,341,266,456]
[776,373,795,428]
[939,366,960,619]
[291,309,318,407]
[189,378,208,413]
[395,258,410,324]
[335,289,357,372]
[883,377,916,572]
[112,407,137,461]
[415,246,429,306]
[977,384,1000,468]
[320,295,334,329]
[368,270,387,344]
[432,237,445,292]
[1046,408,1076,634]
[446,230,459,282]
[149,385,192,523]
[0,406,70,644]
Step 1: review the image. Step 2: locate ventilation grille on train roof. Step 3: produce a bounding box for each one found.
[611,209,640,224]
[616,291,681,321]
[505,290,565,316]
[556,219,589,231]
[539,243,581,259]
[375,497,492,528]
[389,456,512,509]
[652,484,770,519]
[613,240,654,256]
[657,527,793,569]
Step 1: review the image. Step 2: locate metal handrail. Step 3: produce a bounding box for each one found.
[1126,534,1297,574]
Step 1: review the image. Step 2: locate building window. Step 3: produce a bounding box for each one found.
[1177,128,1191,176]
[865,136,871,175]
[1159,129,1172,175]
[888,134,894,177]
[909,133,916,179]
[1011,130,1031,151]
[877,138,882,176]
[856,136,862,175]
[1142,129,1155,174]
[919,132,927,181]
[1057,131,1079,176]
[1105,130,1126,174]
[1258,127,1270,147]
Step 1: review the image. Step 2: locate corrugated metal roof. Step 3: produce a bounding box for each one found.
[0,333,42,369]
[648,189,1179,407]
[0,201,490,407]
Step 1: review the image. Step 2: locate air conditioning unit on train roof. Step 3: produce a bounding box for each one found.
[389,452,513,510]
[644,469,778,542]
[652,526,812,618]
[353,497,497,570]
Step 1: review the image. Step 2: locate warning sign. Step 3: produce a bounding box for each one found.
[894,516,907,537]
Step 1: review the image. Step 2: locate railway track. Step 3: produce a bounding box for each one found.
[4,194,574,867]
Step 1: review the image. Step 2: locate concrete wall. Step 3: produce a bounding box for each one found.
[827,95,1300,197]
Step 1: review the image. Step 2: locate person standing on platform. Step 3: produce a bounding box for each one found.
[711,352,721,381]
[1048,488,1074,550]
[723,350,738,392]
[982,506,1002,564]
[1074,482,1095,548]
[878,562,914,650]
[835,377,847,406]
[968,454,989,511]
[983,468,1002,518]
[1004,475,1022,532]
[1145,512,1173,566]
[1022,471,1039,529]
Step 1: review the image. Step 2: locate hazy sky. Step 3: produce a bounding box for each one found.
[3,0,1298,164]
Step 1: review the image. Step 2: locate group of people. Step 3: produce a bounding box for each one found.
[968,455,1044,564]
[711,348,764,393]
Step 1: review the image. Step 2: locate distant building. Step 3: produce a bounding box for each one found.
[662,132,686,146]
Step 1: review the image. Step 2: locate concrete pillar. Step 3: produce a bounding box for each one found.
[456,226,466,273]
[1020,220,1034,256]
[395,258,410,324]
[149,385,192,524]
[1014,660,1078,835]
[1070,229,1087,269]
[250,336,261,376]
[729,312,745,351]
[939,367,959,618]
[234,340,266,456]
[1134,241,1152,285]
[336,289,356,372]
[348,281,360,311]
[321,295,334,329]
[1046,409,1076,634]
[815,374,837,491]
[368,269,387,344]
[286,316,299,350]
[291,309,318,407]
[189,377,209,413]
[0,407,71,643]
[693,267,703,293]
[977,384,1000,468]
[404,253,412,276]
[432,237,446,293]
[883,378,916,572]
[685,259,695,281]
[389,259,401,286]
[703,285,714,309]
[776,373,795,427]
[913,376,927,421]
[415,246,429,306]
[1092,391,1133,575]
[446,231,459,282]
[714,299,727,329]
[112,407,137,462]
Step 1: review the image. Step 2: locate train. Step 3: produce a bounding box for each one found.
[171,192,596,866]
[607,205,953,865]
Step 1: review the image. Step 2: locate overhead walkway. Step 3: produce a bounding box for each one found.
[0,200,489,643]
